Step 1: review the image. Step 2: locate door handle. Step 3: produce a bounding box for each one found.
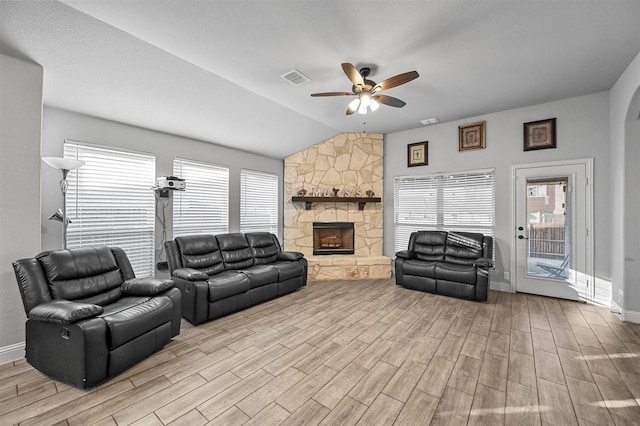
[517,235,528,240]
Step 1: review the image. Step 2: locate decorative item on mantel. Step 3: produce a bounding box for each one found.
[366,190,375,198]
[332,187,340,196]
[296,188,308,196]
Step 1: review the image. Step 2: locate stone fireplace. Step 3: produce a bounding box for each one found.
[284,133,391,280]
[313,222,354,255]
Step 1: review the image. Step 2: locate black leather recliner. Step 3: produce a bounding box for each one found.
[165,232,307,325]
[12,246,181,389]
[395,231,493,301]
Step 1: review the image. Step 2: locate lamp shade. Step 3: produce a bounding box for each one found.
[42,157,85,171]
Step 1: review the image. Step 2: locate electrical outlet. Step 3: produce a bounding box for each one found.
[504,271,510,281]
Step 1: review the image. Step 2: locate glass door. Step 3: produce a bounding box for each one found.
[514,162,590,301]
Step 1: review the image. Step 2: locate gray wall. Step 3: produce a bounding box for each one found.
[383,92,611,297]
[609,50,640,317]
[0,55,43,363]
[41,107,284,278]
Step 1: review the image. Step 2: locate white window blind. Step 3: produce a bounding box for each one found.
[64,141,156,278]
[394,168,495,253]
[173,158,229,237]
[240,169,279,234]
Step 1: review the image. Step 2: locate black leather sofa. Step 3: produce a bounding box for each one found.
[165,232,307,325]
[12,246,181,389]
[395,231,493,301]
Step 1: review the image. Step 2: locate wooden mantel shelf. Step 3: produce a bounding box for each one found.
[291,196,381,211]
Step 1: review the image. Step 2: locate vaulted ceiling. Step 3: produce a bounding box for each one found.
[1,1,639,158]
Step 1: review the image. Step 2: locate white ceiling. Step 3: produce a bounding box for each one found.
[1,1,639,159]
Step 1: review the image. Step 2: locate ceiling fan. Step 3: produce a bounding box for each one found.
[311,63,419,115]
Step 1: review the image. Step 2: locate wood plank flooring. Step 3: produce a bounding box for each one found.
[1,278,640,425]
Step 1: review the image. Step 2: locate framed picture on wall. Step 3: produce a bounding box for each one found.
[524,118,556,151]
[407,141,428,167]
[459,121,485,151]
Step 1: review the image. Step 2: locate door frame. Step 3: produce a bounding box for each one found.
[510,158,595,303]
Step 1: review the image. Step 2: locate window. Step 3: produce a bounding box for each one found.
[64,141,156,277]
[394,168,495,253]
[173,158,229,237]
[240,169,279,234]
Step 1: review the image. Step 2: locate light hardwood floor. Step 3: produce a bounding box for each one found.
[1,279,640,426]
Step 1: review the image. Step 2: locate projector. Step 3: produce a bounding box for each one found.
[156,176,185,190]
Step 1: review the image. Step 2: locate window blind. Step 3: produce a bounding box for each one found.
[240,169,279,234]
[173,158,229,237]
[64,141,156,277]
[394,168,495,253]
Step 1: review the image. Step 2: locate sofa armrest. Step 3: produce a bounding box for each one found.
[473,257,494,269]
[172,268,209,281]
[121,278,175,296]
[395,250,415,260]
[29,300,103,324]
[278,251,304,261]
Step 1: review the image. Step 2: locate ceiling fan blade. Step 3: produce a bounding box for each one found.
[341,63,365,87]
[310,92,354,97]
[372,94,406,108]
[373,71,419,92]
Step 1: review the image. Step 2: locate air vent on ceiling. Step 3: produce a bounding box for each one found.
[281,69,310,86]
[420,117,440,126]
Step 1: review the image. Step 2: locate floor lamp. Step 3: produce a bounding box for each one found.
[42,157,85,249]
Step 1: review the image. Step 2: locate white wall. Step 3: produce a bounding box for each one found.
[383,92,611,296]
[0,55,43,363]
[610,50,640,319]
[41,107,284,278]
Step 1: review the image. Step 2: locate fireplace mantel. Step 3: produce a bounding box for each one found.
[291,196,381,211]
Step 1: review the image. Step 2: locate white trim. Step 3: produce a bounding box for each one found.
[611,300,640,323]
[490,281,514,293]
[510,158,595,303]
[622,309,640,324]
[0,342,25,365]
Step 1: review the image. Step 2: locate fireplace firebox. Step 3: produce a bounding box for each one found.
[313,222,355,255]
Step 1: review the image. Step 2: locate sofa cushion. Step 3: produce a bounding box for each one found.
[402,259,438,278]
[444,232,484,265]
[75,287,123,307]
[272,261,304,281]
[435,262,477,285]
[246,232,279,265]
[217,233,254,269]
[241,265,279,289]
[176,235,224,276]
[37,246,123,301]
[411,231,447,261]
[100,296,173,349]
[207,271,251,302]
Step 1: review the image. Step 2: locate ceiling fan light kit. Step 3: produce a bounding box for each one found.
[311,63,419,115]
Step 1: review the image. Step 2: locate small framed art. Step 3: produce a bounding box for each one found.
[459,121,485,151]
[407,141,428,167]
[524,118,556,151]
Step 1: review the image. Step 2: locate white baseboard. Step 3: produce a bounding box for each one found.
[610,301,640,324]
[0,342,25,365]
[622,308,640,324]
[490,281,513,293]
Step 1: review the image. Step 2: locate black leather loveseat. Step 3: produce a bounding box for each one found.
[395,231,493,301]
[12,246,181,388]
[165,232,307,325]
